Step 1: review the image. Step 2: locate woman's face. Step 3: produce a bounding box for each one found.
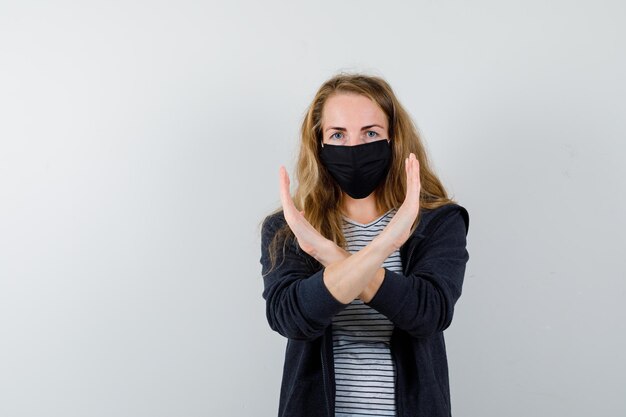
[321,93,389,147]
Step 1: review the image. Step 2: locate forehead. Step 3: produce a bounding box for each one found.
[321,93,387,127]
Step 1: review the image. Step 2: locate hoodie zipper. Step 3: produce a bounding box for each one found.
[321,332,331,417]
[320,323,333,417]
[390,330,401,417]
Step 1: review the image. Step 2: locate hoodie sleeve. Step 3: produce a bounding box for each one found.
[364,206,470,339]
[260,214,349,341]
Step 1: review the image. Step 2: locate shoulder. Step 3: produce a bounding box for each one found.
[260,210,292,247]
[416,202,469,236]
[261,209,287,233]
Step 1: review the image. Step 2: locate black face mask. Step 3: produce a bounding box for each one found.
[319,139,392,199]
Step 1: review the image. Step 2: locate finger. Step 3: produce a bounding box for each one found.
[412,156,421,193]
[279,166,294,211]
[278,166,286,199]
[405,155,412,190]
[412,154,420,182]
[408,154,419,196]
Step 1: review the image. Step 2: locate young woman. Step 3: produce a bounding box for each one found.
[259,73,470,417]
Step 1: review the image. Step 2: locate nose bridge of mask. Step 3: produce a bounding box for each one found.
[348,143,360,172]
[353,139,387,163]
[351,142,375,175]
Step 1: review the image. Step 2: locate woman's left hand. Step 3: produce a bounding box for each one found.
[279,166,333,261]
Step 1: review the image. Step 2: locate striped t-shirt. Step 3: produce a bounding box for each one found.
[332,207,402,417]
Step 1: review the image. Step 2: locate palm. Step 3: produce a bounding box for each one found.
[379,153,421,251]
[278,166,328,258]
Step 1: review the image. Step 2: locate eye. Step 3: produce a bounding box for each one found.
[366,131,379,138]
[330,132,344,140]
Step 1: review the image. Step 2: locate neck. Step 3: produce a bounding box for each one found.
[341,192,383,223]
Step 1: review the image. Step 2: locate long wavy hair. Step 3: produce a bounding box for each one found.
[260,72,458,274]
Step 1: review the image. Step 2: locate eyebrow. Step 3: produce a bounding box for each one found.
[324,124,384,132]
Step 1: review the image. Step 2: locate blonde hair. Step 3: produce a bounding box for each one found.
[261,72,458,273]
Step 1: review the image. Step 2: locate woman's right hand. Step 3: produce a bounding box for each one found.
[278,165,335,263]
[375,152,421,252]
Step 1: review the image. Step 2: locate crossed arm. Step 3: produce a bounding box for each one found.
[311,238,389,304]
[262,153,469,340]
[260,205,470,341]
[276,153,421,305]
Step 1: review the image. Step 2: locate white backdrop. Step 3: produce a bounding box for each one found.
[1,1,625,416]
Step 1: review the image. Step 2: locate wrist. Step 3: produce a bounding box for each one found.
[359,267,385,303]
[316,240,349,267]
[370,234,398,258]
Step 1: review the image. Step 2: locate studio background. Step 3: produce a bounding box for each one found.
[0,1,624,416]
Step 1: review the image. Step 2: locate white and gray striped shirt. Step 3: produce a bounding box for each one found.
[332,207,402,417]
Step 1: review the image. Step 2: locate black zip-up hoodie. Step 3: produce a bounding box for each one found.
[260,203,470,417]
